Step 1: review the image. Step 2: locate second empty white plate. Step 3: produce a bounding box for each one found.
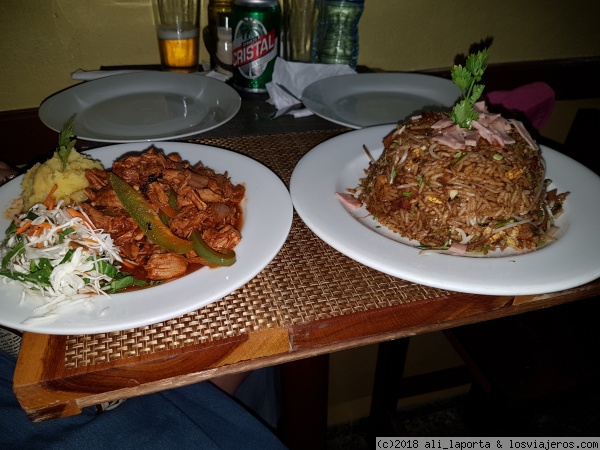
[301,73,461,129]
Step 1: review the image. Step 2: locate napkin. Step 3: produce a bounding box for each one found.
[484,81,555,131]
[71,67,229,83]
[265,57,356,118]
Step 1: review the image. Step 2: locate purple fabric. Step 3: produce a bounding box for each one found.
[485,81,555,130]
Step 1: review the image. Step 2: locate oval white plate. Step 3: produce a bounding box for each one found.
[39,72,241,143]
[290,125,600,296]
[0,142,292,334]
[301,73,461,129]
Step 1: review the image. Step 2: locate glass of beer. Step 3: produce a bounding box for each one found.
[153,0,200,72]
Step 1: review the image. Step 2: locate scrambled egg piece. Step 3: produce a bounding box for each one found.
[505,167,524,180]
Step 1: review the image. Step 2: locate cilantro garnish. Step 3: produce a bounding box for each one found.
[450,48,490,129]
[57,117,77,171]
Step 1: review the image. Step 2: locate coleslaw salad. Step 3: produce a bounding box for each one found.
[0,197,145,322]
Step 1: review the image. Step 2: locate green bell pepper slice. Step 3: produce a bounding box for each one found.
[109,173,194,254]
[191,229,236,267]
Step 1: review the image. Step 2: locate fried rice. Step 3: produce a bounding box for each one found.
[353,105,569,255]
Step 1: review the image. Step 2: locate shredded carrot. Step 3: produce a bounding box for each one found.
[15,220,32,234]
[43,185,59,209]
[66,207,95,228]
[31,222,52,237]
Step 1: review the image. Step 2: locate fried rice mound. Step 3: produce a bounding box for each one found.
[353,106,569,254]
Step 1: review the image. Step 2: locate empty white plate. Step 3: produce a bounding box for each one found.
[301,72,461,129]
[39,72,241,143]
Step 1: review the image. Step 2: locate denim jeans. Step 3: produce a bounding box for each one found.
[0,350,287,450]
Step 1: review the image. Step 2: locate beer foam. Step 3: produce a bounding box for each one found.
[157,24,199,40]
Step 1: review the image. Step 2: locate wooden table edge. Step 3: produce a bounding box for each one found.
[13,278,600,422]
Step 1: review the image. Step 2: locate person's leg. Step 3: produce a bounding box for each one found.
[211,372,250,395]
[0,350,287,450]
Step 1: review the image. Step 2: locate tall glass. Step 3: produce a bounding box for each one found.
[153,0,200,72]
[283,0,317,62]
[207,0,234,72]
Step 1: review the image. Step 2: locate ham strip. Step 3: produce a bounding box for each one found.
[433,124,466,149]
[430,102,535,150]
[431,117,454,129]
[464,130,480,146]
[335,192,363,212]
[509,119,539,150]
[399,102,539,151]
[489,119,516,145]
[470,120,496,145]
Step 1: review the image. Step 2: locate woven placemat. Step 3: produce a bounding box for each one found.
[64,130,452,368]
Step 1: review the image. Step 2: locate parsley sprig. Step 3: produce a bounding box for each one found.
[450,48,490,129]
[57,117,77,171]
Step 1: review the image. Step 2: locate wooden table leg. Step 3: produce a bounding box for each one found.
[279,354,329,450]
[369,338,410,436]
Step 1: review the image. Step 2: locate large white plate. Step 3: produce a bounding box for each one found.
[0,142,292,334]
[38,72,241,143]
[290,125,600,296]
[301,73,461,129]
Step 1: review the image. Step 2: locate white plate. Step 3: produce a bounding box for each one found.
[301,73,461,129]
[290,125,600,296]
[0,142,292,334]
[38,72,241,143]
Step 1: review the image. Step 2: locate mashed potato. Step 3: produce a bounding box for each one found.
[21,150,103,210]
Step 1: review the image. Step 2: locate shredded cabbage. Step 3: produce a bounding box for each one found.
[0,201,134,319]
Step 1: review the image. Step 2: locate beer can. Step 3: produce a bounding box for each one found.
[231,0,281,93]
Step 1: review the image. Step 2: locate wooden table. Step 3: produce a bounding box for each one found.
[3,60,600,449]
